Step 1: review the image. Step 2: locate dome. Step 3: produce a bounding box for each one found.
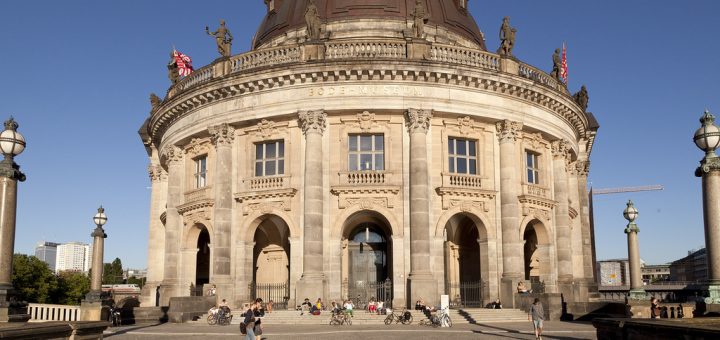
[254,0,486,50]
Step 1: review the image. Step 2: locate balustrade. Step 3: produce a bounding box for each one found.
[27,303,80,322]
[339,171,388,185]
[442,173,484,188]
[523,183,549,199]
[430,45,500,70]
[326,41,406,60]
[174,66,214,93]
[518,63,559,88]
[231,46,301,73]
[184,185,212,203]
[244,176,289,191]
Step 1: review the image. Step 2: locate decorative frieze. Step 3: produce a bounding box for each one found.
[341,197,389,210]
[299,110,327,135]
[181,208,212,226]
[522,206,552,222]
[405,109,433,134]
[185,138,211,157]
[524,132,547,150]
[444,116,482,135]
[209,123,235,146]
[496,120,523,142]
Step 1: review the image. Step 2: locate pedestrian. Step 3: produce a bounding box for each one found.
[529,298,544,340]
[243,299,258,340]
[650,297,659,319]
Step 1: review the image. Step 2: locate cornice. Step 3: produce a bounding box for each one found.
[330,185,401,196]
[177,199,214,215]
[234,188,298,202]
[435,187,497,200]
[518,195,556,209]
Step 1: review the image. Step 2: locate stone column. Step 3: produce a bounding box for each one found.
[697,155,720,302]
[576,160,595,283]
[552,140,573,296]
[405,109,438,306]
[624,201,646,300]
[0,152,26,322]
[159,145,184,305]
[209,123,235,299]
[496,120,523,306]
[141,163,166,307]
[296,110,327,301]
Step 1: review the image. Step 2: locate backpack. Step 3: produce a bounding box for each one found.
[239,322,247,334]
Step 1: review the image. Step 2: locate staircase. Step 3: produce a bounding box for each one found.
[191,308,528,325]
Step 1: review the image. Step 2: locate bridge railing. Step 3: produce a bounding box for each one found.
[28,303,81,322]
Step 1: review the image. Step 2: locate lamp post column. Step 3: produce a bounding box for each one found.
[0,117,26,323]
[87,207,107,301]
[296,110,327,301]
[623,200,646,300]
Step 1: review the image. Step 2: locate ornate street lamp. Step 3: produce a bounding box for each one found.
[0,117,27,322]
[86,206,108,302]
[623,200,646,300]
[693,109,720,304]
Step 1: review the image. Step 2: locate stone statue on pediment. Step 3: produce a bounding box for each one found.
[411,0,429,39]
[550,48,562,81]
[149,93,161,110]
[167,51,179,85]
[573,85,589,111]
[206,20,233,57]
[497,17,516,56]
[305,0,322,40]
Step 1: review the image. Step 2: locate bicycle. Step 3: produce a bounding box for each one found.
[207,307,232,326]
[384,308,412,325]
[108,306,122,327]
[329,310,352,326]
[418,307,452,328]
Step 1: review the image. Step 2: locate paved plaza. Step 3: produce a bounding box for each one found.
[104,322,597,339]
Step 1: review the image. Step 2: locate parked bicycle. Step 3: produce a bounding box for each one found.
[384,308,413,325]
[329,309,352,326]
[108,306,122,327]
[418,307,452,328]
[207,306,232,326]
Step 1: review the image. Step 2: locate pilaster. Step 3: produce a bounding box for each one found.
[552,140,573,294]
[159,145,184,305]
[209,124,235,286]
[576,159,595,283]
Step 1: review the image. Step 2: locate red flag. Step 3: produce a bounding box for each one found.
[174,50,194,77]
[560,43,568,84]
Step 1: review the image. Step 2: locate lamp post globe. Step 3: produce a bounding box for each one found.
[0,118,25,158]
[93,206,107,227]
[694,110,720,159]
[623,200,638,224]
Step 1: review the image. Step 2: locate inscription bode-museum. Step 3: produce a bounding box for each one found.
[138,0,598,318]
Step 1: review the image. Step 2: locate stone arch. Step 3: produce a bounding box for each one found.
[434,207,493,240]
[239,209,300,243]
[183,220,214,249]
[331,205,402,239]
[521,217,552,284]
[518,216,551,244]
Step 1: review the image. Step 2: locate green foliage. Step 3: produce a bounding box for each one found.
[11,254,58,303]
[127,276,144,288]
[102,257,124,284]
[57,271,90,305]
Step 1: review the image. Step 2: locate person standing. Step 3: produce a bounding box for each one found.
[650,297,660,319]
[529,298,544,340]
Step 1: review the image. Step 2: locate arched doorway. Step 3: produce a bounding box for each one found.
[195,227,211,294]
[523,219,549,292]
[341,213,393,307]
[443,213,487,307]
[252,215,291,309]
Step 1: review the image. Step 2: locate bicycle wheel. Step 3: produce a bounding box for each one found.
[345,316,352,326]
[207,314,217,325]
[384,314,393,325]
[402,314,413,325]
[431,316,439,328]
[444,315,452,327]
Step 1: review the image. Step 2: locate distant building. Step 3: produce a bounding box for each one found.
[55,242,92,273]
[669,248,707,282]
[641,264,670,283]
[125,268,147,280]
[34,242,60,271]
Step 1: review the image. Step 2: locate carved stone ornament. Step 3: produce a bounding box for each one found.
[161,145,183,164]
[576,160,590,176]
[551,140,569,159]
[524,132,545,150]
[495,120,523,142]
[148,164,162,182]
[405,109,433,134]
[256,119,278,139]
[523,206,552,222]
[209,123,235,146]
[457,116,476,135]
[299,110,327,135]
[357,111,376,132]
[185,138,211,157]
[696,157,720,177]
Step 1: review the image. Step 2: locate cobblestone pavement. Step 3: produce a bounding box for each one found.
[104,322,597,339]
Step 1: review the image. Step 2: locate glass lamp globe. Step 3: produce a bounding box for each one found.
[0,118,26,157]
[93,206,108,227]
[694,110,720,157]
[623,200,638,223]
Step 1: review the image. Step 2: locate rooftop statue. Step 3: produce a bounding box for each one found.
[206,20,233,58]
[411,0,429,39]
[150,93,161,111]
[167,51,179,85]
[305,0,322,40]
[497,17,516,56]
[573,85,589,111]
[550,48,562,82]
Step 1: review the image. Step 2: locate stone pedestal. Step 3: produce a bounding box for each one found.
[302,42,326,61]
[79,300,104,321]
[406,38,431,60]
[296,275,327,304]
[499,57,519,74]
[0,285,28,322]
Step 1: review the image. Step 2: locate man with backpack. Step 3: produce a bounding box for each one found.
[241,298,264,339]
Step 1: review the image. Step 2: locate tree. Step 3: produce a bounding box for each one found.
[11,254,59,303]
[102,257,124,284]
[57,271,90,305]
[127,276,145,288]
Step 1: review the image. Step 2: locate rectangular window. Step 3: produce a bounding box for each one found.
[526,151,540,184]
[255,140,285,177]
[348,134,384,171]
[448,138,477,175]
[194,156,207,188]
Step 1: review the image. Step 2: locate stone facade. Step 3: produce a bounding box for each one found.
[138,0,599,310]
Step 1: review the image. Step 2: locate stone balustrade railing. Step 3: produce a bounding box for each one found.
[173,65,214,94]
[326,41,407,60]
[430,45,500,70]
[28,303,81,322]
[231,45,302,73]
[244,175,290,191]
[442,173,484,188]
[339,171,389,185]
[523,183,549,199]
[518,63,559,89]
[184,185,212,203]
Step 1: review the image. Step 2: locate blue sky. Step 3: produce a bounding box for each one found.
[1,1,719,269]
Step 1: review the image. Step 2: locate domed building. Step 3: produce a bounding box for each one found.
[139,0,599,314]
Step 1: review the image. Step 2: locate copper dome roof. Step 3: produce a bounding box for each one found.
[254,0,486,50]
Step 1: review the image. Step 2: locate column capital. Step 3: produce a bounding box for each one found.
[495,119,523,142]
[624,222,639,234]
[161,145,183,165]
[299,109,327,135]
[576,160,590,176]
[696,156,720,177]
[209,123,235,147]
[551,139,570,159]
[148,164,162,182]
[405,109,433,134]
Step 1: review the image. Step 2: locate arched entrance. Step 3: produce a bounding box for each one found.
[523,219,549,292]
[252,215,291,309]
[195,227,211,290]
[443,213,488,307]
[341,212,393,307]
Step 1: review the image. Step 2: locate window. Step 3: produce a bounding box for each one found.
[194,156,207,188]
[526,151,540,184]
[348,134,384,171]
[255,141,285,176]
[448,138,477,175]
